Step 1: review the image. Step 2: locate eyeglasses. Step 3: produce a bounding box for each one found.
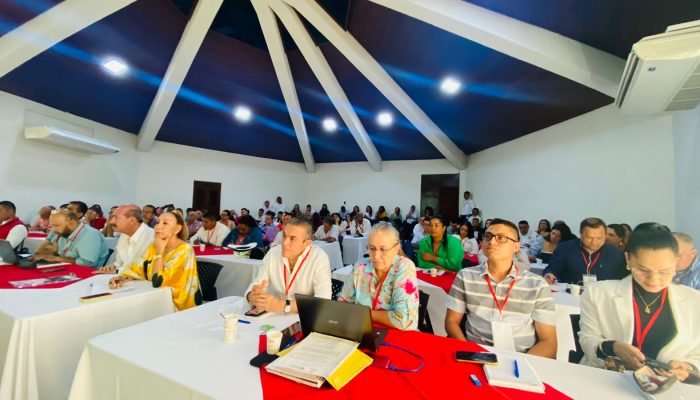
[482,232,518,244]
[631,265,676,278]
[367,242,399,255]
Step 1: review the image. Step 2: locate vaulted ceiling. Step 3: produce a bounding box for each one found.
[1,0,698,169]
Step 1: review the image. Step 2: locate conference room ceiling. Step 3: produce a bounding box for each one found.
[0,0,698,165]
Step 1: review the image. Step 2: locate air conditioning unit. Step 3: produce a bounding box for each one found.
[616,20,700,114]
[24,126,120,154]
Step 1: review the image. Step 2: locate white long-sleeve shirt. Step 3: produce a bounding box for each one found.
[114,223,154,272]
[313,225,339,240]
[350,219,372,237]
[190,222,231,246]
[460,199,476,216]
[0,220,27,249]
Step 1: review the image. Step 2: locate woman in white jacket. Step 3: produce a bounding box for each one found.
[578,228,700,383]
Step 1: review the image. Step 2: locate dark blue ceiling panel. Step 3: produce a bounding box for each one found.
[0,1,62,36]
[466,0,700,59]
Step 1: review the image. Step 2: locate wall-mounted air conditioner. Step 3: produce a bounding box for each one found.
[24,126,120,154]
[616,20,700,114]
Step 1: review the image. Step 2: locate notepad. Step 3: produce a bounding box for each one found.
[484,354,544,394]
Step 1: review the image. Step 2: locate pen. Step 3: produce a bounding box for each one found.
[238,319,251,324]
[470,374,481,387]
[281,335,298,350]
[513,359,520,378]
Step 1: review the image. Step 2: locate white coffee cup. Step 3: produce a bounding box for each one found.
[569,284,582,296]
[582,274,597,286]
[223,321,238,343]
[199,243,206,252]
[266,331,283,355]
[430,268,438,277]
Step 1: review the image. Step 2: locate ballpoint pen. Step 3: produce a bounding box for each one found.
[514,359,520,378]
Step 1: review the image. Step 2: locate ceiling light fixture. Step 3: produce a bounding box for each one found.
[321,117,338,132]
[233,105,252,123]
[440,76,462,95]
[101,58,129,77]
[376,111,393,127]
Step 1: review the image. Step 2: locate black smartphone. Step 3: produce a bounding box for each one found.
[40,267,66,273]
[281,321,301,337]
[79,292,113,303]
[244,307,268,317]
[455,351,498,365]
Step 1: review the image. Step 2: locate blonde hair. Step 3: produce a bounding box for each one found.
[164,211,189,241]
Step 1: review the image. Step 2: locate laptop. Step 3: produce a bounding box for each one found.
[295,294,388,352]
[0,240,52,268]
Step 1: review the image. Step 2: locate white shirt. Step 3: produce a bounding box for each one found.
[190,222,230,246]
[405,209,419,223]
[313,225,339,240]
[350,219,372,237]
[520,230,543,256]
[1,219,28,249]
[411,224,424,245]
[245,245,331,301]
[114,223,154,273]
[338,221,349,236]
[271,230,284,247]
[270,203,286,214]
[460,199,476,216]
[453,234,479,255]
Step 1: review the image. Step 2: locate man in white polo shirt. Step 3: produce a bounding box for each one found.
[191,212,230,247]
[246,218,331,313]
[95,204,153,274]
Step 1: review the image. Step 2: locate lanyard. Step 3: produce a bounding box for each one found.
[632,287,668,351]
[207,228,214,244]
[371,271,390,310]
[60,224,85,258]
[581,251,601,275]
[283,248,312,297]
[484,265,519,316]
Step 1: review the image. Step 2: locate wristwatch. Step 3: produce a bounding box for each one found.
[284,299,291,313]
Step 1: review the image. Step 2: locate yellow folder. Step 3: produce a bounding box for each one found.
[326,349,373,391]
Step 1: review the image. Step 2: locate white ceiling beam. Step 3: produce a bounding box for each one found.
[368,0,625,97]
[0,0,137,78]
[251,0,315,172]
[267,0,382,172]
[282,0,469,170]
[136,0,223,151]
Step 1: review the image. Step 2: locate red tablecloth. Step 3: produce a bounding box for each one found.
[27,232,48,238]
[258,329,570,399]
[0,264,95,289]
[193,246,235,256]
[417,271,457,293]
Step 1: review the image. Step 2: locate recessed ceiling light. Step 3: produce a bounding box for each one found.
[322,117,338,132]
[440,76,462,95]
[233,105,252,123]
[376,111,393,127]
[101,58,129,77]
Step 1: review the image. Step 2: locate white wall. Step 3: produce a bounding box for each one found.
[0,91,308,222]
[673,107,700,241]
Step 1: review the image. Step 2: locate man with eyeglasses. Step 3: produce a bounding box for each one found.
[673,232,700,290]
[445,218,557,358]
[543,217,627,285]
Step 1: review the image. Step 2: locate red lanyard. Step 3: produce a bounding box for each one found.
[60,224,85,257]
[632,287,668,351]
[581,251,601,275]
[207,228,214,244]
[371,271,390,310]
[283,248,312,297]
[484,266,519,315]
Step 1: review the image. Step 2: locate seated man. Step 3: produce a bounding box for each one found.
[673,232,700,290]
[261,211,279,245]
[33,209,108,267]
[245,218,331,313]
[313,216,339,242]
[543,217,628,284]
[411,217,430,250]
[445,218,557,358]
[271,212,291,247]
[29,206,54,232]
[518,220,543,258]
[350,212,372,237]
[142,204,158,228]
[191,212,230,247]
[0,201,28,250]
[222,215,264,248]
[95,205,153,274]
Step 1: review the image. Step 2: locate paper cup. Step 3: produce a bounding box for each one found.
[266,331,283,355]
[199,243,205,252]
[430,268,438,277]
[569,284,582,296]
[582,274,597,286]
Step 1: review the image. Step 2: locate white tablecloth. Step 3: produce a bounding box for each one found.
[68,296,700,400]
[196,255,263,298]
[312,241,343,270]
[23,237,118,254]
[0,275,174,400]
[341,236,368,265]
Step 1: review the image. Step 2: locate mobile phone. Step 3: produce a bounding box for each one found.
[281,321,301,337]
[244,307,268,317]
[455,351,498,365]
[79,292,113,303]
[40,267,66,273]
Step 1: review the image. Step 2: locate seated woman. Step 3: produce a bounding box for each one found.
[578,229,700,383]
[417,215,464,272]
[338,222,419,330]
[109,212,202,311]
[375,205,388,221]
[221,215,264,248]
[537,219,551,240]
[537,224,566,263]
[220,210,235,230]
[454,222,479,267]
[86,205,106,230]
[606,223,626,250]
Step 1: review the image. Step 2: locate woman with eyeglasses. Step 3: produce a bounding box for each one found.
[417,215,464,272]
[578,229,700,383]
[338,222,419,331]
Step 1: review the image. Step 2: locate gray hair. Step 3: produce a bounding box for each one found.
[673,232,694,245]
[368,221,399,242]
[124,205,143,223]
[288,217,313,240]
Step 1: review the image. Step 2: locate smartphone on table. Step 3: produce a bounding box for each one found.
[454,351,498,365]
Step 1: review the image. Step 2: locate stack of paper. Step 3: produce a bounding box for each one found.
[265,332,372,390]
[484,354,545,393]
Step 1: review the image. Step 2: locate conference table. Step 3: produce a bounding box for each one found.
[332,266,580,361]
[340,235,368,265]
[68,296,700,400]
[0,264,174,400]
[196,241,344,298]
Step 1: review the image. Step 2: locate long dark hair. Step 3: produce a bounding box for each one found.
[430,215,449,253]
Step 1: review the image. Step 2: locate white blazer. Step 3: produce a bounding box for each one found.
[578,276,700,370]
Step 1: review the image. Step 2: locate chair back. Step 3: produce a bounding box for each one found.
[331,278,344,301]
[418,290,433,334]
[568,314,585,363]
[196,261,224,302]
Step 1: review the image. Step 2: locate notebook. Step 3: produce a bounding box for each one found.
[484,354,545,394]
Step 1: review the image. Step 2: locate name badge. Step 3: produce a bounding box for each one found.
[490,319,516,352]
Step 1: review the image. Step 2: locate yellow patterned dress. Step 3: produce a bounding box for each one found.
[121,242,202,310]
